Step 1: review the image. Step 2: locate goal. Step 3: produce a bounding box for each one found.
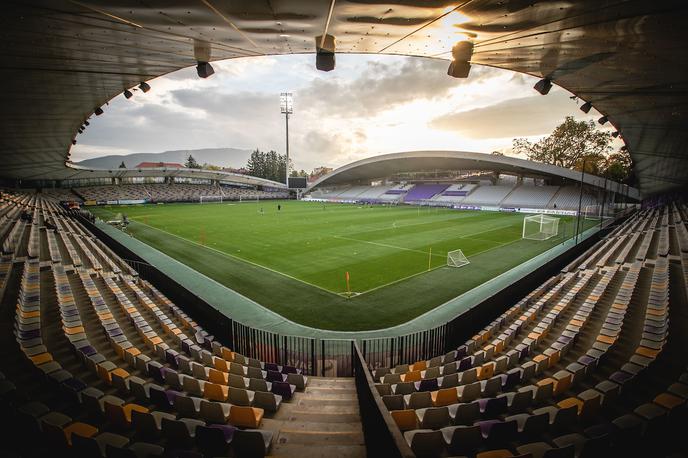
[200,195,223,204]
[447,249,470,268]
[522,214,560,240]
[239,195,260,203]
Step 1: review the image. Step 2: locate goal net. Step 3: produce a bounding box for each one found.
[522,214,560,240]
[447,249,470,268]
[584,204,613,220]
[200,195,223,204]
[239,195,259,203]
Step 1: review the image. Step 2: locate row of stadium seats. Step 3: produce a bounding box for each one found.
[369,202,688,456]
[73,184,288,203]
[0,191,312,457]
[307,183,599,210]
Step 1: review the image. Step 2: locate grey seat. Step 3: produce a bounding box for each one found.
[404,429,445,458]
[442,425,481,456]
[253,391,282,412]
[229,387,255,406]
[161,417,203,447]
[404,391,432,409]
[199,399,231,423]
[174,395,202,418]
[131,410,175,438]
[415,406,451,429]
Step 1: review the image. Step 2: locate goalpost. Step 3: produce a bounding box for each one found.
[447,249,470,268]
[584,204,613,221]
[522,214,560,240]
[239,195,260,204]
[200,195,223,204]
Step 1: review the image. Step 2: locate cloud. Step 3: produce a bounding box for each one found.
[429,89,590,139]
[298,58,495,117]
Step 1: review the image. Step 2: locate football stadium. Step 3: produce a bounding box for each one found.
[1,2,687,458]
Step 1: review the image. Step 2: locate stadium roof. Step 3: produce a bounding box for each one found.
[1,1,686,197]
[308,151,640,200]
[60,163,287,189]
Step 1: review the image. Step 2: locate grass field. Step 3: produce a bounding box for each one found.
[91,201,594,330]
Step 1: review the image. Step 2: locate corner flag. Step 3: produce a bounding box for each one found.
[345,271,351,297]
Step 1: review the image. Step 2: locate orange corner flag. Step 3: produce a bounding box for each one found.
[345,271,351,297]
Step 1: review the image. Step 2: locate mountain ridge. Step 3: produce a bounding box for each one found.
[74,147,253,169]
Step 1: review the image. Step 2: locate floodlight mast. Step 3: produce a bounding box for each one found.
[280,92,293,186]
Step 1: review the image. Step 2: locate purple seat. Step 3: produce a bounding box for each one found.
[78,345,98,357]
[196,424,236,455]
[165,351,179,369]
[150,386,180,409]
[282,365,300,374]
[479,395,507,417]
[458,357,472,372]
[19,329,41,340]
[456,345,468,359]
[146,363,165,383]
[609,371,634,386]
[500,369,521,389]
[264,363,280,372]
[577,355,598,368]
[415,378,439,392]
[266,370,286,383]
[271,381,295,400]
[181,340,192,355]
[480,419,518,445]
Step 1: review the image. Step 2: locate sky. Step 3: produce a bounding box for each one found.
[71,53,620,171]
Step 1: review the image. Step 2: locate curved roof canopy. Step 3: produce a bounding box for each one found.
[1,1,686,197]
[61,163,287,189]
[308,151,639,199]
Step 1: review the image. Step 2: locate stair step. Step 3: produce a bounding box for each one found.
[275,428,364,446]
[270,443,366,458]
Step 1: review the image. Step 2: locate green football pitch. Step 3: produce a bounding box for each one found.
[91,201,594,331]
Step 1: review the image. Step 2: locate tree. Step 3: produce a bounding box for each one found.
[245,148,291,183]
[602,148,633,183]
[202,163,222,171]
[185,154,200,169]
[118,161,126,168]
[512,116,612,172]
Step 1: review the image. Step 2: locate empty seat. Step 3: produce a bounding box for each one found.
[404,429,445,457]
[232,429,273,458]
[229,405,264,428]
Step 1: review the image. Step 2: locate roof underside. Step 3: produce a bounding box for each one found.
[308,151,640,199]
[1,1,686,196]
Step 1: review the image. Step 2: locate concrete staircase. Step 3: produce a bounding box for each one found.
[264,377,366,457]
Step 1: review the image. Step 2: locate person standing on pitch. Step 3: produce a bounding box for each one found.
[278,204,281,211]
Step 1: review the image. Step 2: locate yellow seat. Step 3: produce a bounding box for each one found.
[229,406,264,428]
[390,409,416,431]
[553,374,572,396]
[204,382,229,401]
[557,397,582,412]
[597,334,616,345]
[636,346,659,358]
[431,388,458,406]
[105,402,148,428]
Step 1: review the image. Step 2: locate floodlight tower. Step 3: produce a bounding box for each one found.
[280,92,293,186]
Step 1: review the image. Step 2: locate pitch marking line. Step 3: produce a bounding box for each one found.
[126,219,341,297]
[333,235,445,258]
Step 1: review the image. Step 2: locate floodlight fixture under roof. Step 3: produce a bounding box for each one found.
[598,115,609,125]
[196,61,215,78]
[533,78,552,95]
[139,82,151,93]
[447,41,474,78]
[124,89,133,99]
[94,107,103,116]
[580,101,592,113]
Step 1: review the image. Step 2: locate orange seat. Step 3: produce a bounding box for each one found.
[63,422,98,446]
[553,374,572,396]
[537,377,556,388]
[432,388,458,406]
[402,370,422,382]
[105,402,148,428]
[654,393,685,410]
[570,319,584,327]
[213,358,229,372]
[125,347,141,357]
[477,362,495,381]
[477,450,514,458]
[410,361,427,372]
[557,397,582,412]
[111,367,130,381]
[64,326,85,335]
[204,382,229,401]
[597,334,616,345]
[390,409,417,431]
[30,352,53,366]
[209,368,229,385]
[229,406,264,428]
[221,348,234,361]
[148,336,163,346]
[636,346,659,358]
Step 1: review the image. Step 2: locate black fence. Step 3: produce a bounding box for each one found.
[353,342,414,458]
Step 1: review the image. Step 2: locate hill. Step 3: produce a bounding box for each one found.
[75,147,253,169]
